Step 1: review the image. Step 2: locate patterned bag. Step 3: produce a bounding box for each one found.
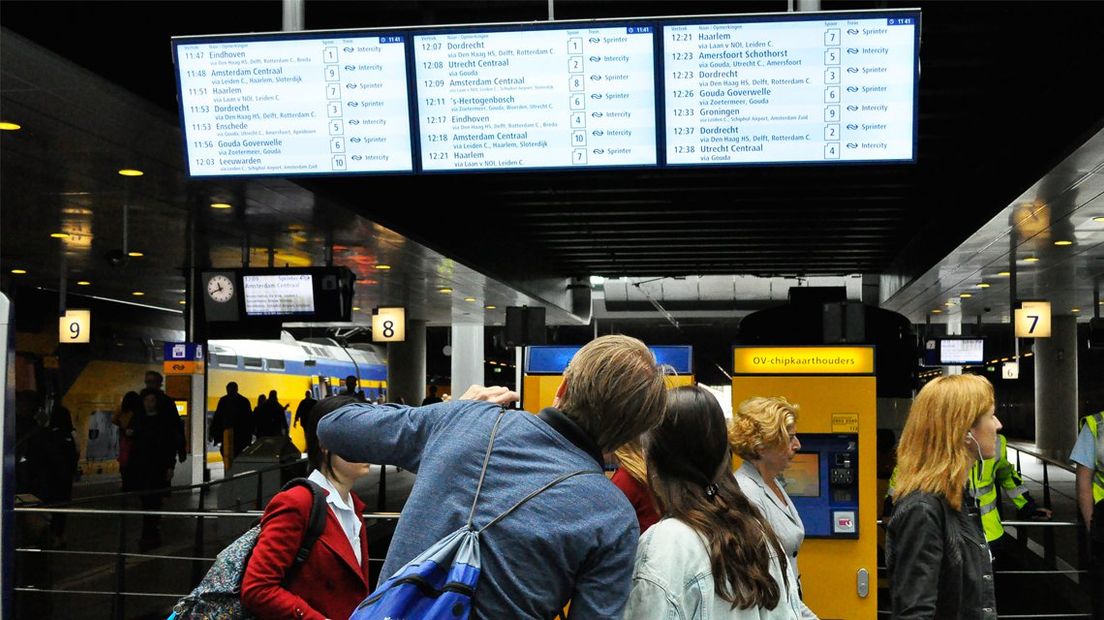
[350,408,591,620]
[169,478,326,619]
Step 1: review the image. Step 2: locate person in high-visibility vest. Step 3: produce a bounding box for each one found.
[887,433,1051,548]
[1070,411,1104,617]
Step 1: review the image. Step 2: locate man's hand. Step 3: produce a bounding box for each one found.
[1031,507,1053,521]
[457,385,520,406]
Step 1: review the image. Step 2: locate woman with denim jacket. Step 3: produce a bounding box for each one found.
[624,386,803,619]
[886,374,1001,620]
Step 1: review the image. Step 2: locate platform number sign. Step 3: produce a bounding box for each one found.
[372,307,406,343]
[59,309,91,344]
[1015,301,1051,338]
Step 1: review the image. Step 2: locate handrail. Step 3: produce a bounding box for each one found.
[877,519,1080,528]
[14,506,401,519]
[1005,441,1076,474]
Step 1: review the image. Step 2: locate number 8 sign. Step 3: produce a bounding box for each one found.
[372,307,406,342]
[59,309,91,344]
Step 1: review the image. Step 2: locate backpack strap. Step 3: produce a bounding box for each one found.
[278,477,328,586]
[465,407,509,529]
[478,470,595,533]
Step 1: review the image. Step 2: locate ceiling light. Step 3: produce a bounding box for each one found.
[485,305,497,310]
[464,297,476,302]
[976,283,991,288]
[76,280,91,286]
[438,287,453,294]
[50,232,70,239]
[960,293,972,298]
[352,306,361,311]
[0,122,21,131]
[1023,256,1040,263]
[1053,240,1073,246]
[375,264,391,270]
[931,309,942,314]
[10,269,27,275]
[117,168,144,177]
[1071,308,1080,313]
[1094,216,1104,223]
[178,300,187,305]
[997,271,1011,277]
[132,291,145,296]
[128,251,144,257]
[210,202,232,209]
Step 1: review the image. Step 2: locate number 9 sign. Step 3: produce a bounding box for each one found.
[59,310,91,344]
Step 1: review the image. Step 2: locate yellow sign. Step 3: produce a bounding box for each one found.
[59,310,91,344]
[1015,301,1051,338]
[832,412,860,433]
[164,360,204,375]
[372,307,406,342]
[733,347,874,375]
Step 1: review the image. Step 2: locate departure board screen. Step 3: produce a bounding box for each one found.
[663,13,918,165]
[242,274,316,316]
[413,25,657,171]
[174,33,413,177]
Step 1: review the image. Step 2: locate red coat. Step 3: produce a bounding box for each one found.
[611,468,661,534]
[242,485,371,620]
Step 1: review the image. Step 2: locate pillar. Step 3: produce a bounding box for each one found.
[387,319,426,407]
[1034,315,1079,459]
[451,322,484,396]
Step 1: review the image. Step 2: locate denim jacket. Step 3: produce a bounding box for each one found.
[624,518,803,619]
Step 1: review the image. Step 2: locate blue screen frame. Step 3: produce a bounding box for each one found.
[526,344,693,375]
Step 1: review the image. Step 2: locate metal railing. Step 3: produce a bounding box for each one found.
[14,456,399,620]
[1005,441,1076,512]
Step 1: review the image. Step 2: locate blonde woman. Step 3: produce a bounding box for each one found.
[887,374,1000,619]
[729,397,818,619]
[612,439,660,534]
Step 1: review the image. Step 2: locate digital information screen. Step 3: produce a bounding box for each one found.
[663,14,917,165]
[243,274,316,316]
[782,452,821,498]
[414,25,657,171]
[175,34,413,176]
[940,339,984,365]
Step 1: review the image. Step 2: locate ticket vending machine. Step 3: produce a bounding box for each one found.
[522,344,694,412]
[731,346,877,618]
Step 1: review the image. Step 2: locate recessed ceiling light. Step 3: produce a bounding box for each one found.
[10,269,27,275]
[1071,308,1080,313]
[375,264,391,270]
[128,251,144,257]
[976,283,991,288]
[132,291,145,296]
[50,232,70,239]
[931,309,943,314]
[76,280,91,286]
[959,293,973,298]
[997,271,1011,277]
[464,297,477,302]
[1094,216,1104,223]
[117,168,143,177]
[1023,256,1040,263]
[1054,240,1073,246]
[0,121,21,131]
[438,287,453,294]
[352,306,361,311]
[178,300,186,305]
[210,202,232,209]
[485,305,497,310]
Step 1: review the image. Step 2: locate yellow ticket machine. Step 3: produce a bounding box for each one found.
[732,346,877,618]
[522,344,695,412]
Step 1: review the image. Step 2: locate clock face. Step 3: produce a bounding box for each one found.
[207,275,234,303]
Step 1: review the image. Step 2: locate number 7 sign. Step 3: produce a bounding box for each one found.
[1015,302,1051,338]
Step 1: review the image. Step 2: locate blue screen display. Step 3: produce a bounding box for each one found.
[526,344,692,375]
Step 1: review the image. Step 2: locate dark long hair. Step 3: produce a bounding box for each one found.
[303,396,360,475]
[646,386,789,610]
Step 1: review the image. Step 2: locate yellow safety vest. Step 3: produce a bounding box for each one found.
[1081,413,1104,504]
[970,434,1028,542]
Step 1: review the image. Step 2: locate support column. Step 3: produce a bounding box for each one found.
[451,322,484,395]
[943,311,963,376]
[1034,315,1079,459]
[387,320,426,406]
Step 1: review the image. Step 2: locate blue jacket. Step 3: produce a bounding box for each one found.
[318,401,639,618]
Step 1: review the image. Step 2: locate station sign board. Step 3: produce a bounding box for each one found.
[372,307,406,342]
[58,309,91,344]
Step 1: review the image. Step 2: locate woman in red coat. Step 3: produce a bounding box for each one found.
[243,396,372,620]
[612,438,660,534]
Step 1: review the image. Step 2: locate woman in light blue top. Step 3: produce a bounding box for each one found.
[624,386,803,619]
[730,396,818,619]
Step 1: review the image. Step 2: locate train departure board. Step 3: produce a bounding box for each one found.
[413,25,657,171]
[174,33,413,177]
[663,13,918,165]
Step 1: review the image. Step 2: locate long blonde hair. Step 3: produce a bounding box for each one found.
[614,438,648,485]
[894,375,994,510]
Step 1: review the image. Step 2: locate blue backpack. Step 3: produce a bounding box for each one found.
[350,408,591,620]
[169,478,327,619]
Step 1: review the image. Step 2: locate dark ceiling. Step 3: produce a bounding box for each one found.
[4,0,1104,284]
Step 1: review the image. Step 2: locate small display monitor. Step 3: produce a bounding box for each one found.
[242,274,316,316]
[782,452,821,498]
[939,338,985,365]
